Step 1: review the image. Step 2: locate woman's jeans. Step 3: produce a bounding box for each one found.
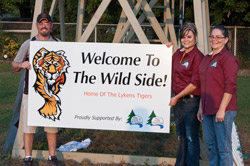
[203,111,237,166]
[173,96,200,166]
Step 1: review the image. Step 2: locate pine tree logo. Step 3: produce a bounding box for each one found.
[182,60,189,68]
[127,110,143,128]
[147,111,164,129]
[211,60,217,67]
[147,111,156,124]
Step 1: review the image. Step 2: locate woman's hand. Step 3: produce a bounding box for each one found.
[215,109,225,122]
[216,93,232,122]
[197,108,203,122]
[169,96,179,107]
[165,42,173,48]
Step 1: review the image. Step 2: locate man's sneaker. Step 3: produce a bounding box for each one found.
[48,156,59,166]
[23,157,33,166]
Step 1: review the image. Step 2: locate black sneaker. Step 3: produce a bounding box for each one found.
[48,156,59,166]
[23,157,33,166]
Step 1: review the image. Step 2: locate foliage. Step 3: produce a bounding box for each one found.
[209,0,250,26]
[0,26,21,60]
[183,0,194,22]
[0,0,33,19]
[0,0,18,19]
[85,0,121,23]
[171,0,195,24]
[44,0,121,24]
[173,0,250,26]
[236,28,250,69]
[1,0,250,26]
[1,37,21,60]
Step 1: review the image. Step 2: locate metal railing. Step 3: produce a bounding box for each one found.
[1,21,250,69]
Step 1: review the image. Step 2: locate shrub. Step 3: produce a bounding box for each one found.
[0,26,21,61]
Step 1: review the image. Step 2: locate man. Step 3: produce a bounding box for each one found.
[12,13,59,166]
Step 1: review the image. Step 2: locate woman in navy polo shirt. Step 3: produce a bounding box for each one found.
[197,25,238,166]
[168,22,204,166]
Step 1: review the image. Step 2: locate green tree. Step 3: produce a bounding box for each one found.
[173,0,250,26]
[127,110,136,123]
[209,0,250,26]
[85,0,121,23]
[0,0,33,20]
[1,0,250,26]
[0,25,21,60]
[147,111,156,124]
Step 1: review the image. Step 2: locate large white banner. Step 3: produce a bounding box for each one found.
[28,41,172,133]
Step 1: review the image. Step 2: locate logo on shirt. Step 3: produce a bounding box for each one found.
[211,60,217,67]
[181,60,189,68]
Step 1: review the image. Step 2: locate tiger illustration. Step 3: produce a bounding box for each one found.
[32,48,70,121]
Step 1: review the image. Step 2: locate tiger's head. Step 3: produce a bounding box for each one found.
[35,50,69,86]
[34,48,70,89]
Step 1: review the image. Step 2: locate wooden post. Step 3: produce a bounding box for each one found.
[118,0,149,43]
[193,0,210,54]
[76,0,86,41]
[141,0,168,43]
[58,0,65,41]
[164,0,177,51]
[113,0,143,43]
[49,0,58,18]
[78,0,112,42]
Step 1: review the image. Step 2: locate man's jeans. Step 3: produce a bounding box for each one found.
[203,111,237,166]
[174,96,200,166]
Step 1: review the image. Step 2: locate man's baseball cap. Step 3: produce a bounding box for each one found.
[37,13,52,23]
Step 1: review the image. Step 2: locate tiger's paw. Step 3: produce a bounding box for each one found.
[39,102,61,121]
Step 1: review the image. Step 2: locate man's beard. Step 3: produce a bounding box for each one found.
[40,28,50,37]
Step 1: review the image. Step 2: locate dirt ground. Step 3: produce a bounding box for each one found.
[0,159,175,166]
[238,69,250,76]
[237,128,250,166]
[0,157,174,166]
[0,129,178,166]
[1,128,249,166]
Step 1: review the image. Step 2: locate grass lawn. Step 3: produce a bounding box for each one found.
[0,61,13,73]
[0,61,21,146]
[235,76,250,165]
[0,60,249,165]
[235,76,250,130]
